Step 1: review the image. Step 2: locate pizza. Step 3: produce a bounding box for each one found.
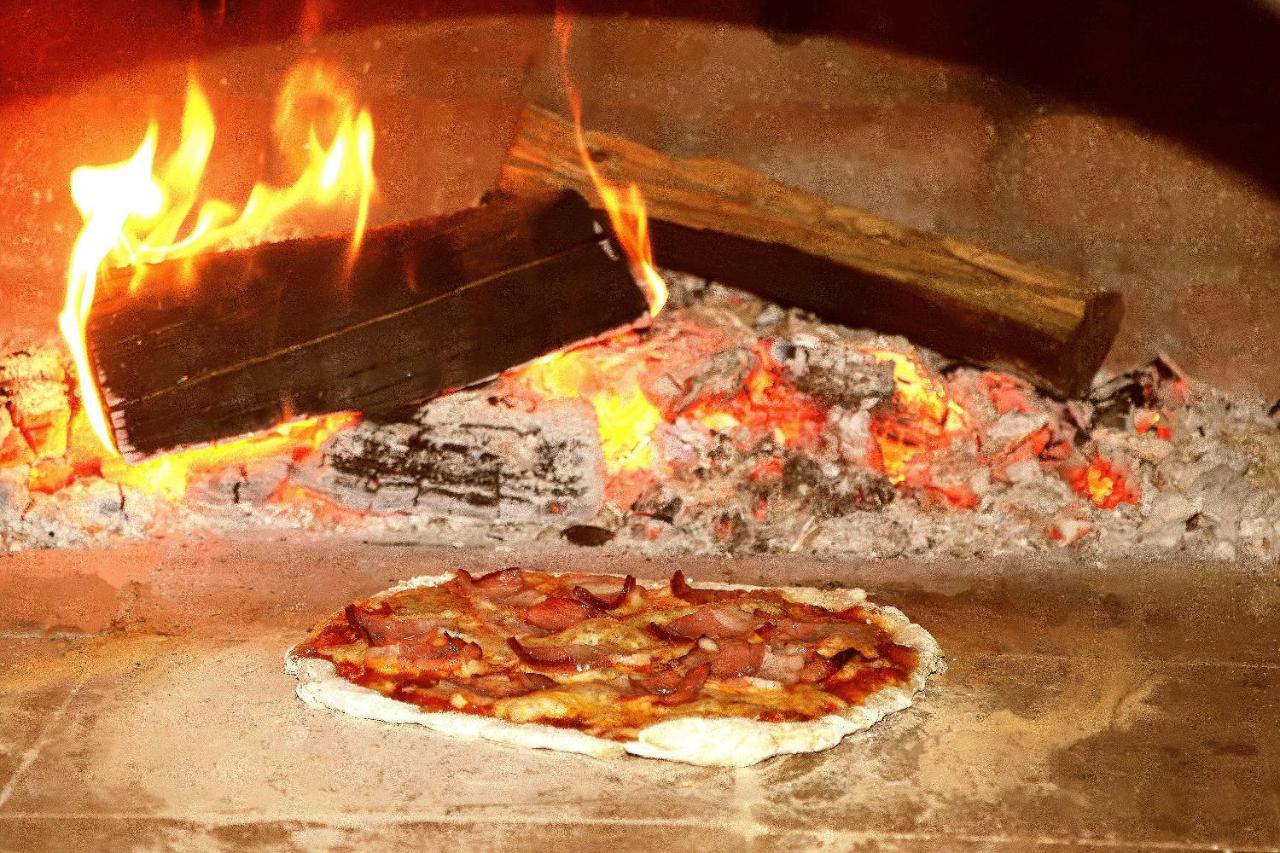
[286,568,943,766]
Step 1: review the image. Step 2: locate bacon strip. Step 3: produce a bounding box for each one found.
[448,567,528,601]
[343,604,373,644]
[670,570,730,604]
[708,640,765,678]
[667,605,764,639]
[461,671,556,699]
[507,637,603,672]
[348,606,455,645]
[633,658,714,704]
[633,666,685,696]
[655,663,711,705]
[524,596,600,631]
[368,629,483,675]
[474,567,527,596]
[757,645,807,684]
[571,574,636,610]
[644,621,683,643]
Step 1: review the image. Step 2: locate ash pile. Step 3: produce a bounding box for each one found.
[2,274,1278,561]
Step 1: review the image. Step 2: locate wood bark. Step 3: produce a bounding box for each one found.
[499,105,1122,398]
[86,190,648,460]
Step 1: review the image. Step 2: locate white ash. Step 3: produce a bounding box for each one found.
[1,279,1278,561]
[292,392,606,523]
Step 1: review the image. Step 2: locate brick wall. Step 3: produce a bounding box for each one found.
[1,9,1276,399]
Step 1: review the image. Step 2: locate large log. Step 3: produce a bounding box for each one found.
[86,190,648,460]
[498,105,1122,398]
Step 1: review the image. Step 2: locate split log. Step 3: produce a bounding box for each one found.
[499,105,1122,398]
[292,392,605,523]
[86,190,648,460]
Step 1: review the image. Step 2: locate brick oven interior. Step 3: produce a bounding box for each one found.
[1,2,1278,849]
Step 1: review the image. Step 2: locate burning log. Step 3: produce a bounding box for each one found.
[499,105,1123,399]
[85,190,649,460]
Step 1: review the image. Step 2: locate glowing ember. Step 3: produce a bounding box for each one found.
[98,412,356,501]
[686,340,827,447]
[979,372,1035,415]
[862,348,969,483]
[506,337,663,475]
[56,61,374,495]
[507,333,827,486]
[1134,408,1174,441]
[1065,455,1140,509]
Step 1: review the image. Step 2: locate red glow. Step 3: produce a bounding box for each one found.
[1065,455,1140,509]
[862,348,970,484]
[1134,408,1174,441]
[686,341,827,448]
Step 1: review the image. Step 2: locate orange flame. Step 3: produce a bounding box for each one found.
[100,412,357,501]
[554,11,666,317]
[57,62,374,494]
[511,338,663,475]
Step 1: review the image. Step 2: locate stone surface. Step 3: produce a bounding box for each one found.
[0,539,1276,849]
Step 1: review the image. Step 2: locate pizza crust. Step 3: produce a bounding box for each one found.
[285,573,944,767]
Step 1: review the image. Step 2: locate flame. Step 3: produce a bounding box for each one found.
[509,336,825,483]
[99,412,356,501]
[554,11,666,317]
[863,348,970,483]
[510,338,662,475]
[488,10,673,490]
[57,61,374,494]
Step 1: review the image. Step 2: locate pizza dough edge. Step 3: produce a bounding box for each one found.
[284,573,945,768]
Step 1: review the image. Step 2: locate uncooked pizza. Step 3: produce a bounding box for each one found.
[286,568,943,766]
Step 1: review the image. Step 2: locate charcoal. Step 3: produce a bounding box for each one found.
[775,331,895,408]
[631,483,682,523]
[561,524,615,547]
[295,392,605,523]
[1088,354,1187,430]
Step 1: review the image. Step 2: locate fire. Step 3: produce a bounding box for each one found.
[508,337,663,475]
[495,11,673,485]
[687,341,827,447]
[56,61,374,495]
[99,412,356,501]
[1065,455,1140,509]
[863,348,969,483]
[1134,408,1174,441]
[508,335,826,484]
[554,11,666,317]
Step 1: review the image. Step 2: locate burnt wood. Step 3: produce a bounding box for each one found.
[499,105,1122,398]
[87,190,648,460]
[292,392,606,523]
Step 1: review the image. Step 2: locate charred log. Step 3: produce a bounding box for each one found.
[293,392,606,523]
[499,105,1122,399]
[86,190,648,460]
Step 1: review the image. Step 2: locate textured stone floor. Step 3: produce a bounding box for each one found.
[1,536,1277,851]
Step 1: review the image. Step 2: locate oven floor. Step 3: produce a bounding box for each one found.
[1,538,1277,851]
